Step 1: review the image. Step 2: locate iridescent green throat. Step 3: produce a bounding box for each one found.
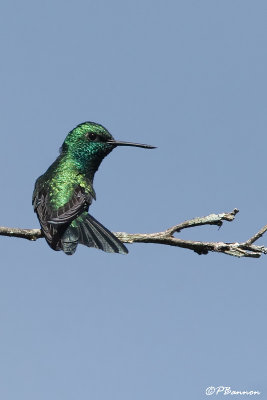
[61,141,114,181]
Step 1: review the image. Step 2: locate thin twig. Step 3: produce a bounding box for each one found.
[1,209,267,258]
[165,208,239,235]
[244,224,267,246]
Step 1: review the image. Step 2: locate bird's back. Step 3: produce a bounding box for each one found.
[33,154,95,250]
[33,154,127,255]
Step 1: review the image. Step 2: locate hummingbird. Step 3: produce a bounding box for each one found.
[33,122,155,255]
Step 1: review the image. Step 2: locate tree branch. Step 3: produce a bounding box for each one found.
[1,208,267,258]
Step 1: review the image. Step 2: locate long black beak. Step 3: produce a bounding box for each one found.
[107,140,156,149]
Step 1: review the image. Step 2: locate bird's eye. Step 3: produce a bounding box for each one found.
[88,132,97,141]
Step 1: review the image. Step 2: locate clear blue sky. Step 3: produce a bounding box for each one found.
[0,0,266,398]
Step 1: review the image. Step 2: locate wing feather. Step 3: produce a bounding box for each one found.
[33,180,93,250]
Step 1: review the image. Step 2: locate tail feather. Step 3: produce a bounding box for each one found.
[61,226,79,255]
[79,223,95,247]
[60,213,128,255]
[81,218,105,250]
[85,214,124,252]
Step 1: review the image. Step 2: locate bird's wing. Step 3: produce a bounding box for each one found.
[33,181,94,248]
[33,184,94,224]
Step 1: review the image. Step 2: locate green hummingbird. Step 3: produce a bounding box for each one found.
[33,122,155,255]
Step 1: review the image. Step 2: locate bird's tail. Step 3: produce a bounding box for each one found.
[60,213,128,256]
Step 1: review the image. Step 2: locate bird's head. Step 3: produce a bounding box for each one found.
[61,121,155,178]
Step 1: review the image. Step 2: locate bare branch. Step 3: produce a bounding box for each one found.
[0,227,42,241]
[244,224,267,246]
[1,209,267,258]
[164,208,239,235]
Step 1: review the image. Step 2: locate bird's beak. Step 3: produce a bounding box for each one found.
[107,140,156,149]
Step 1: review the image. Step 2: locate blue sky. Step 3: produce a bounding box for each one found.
[0,0,266,399]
